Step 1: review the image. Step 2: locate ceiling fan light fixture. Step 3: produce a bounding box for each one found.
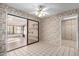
[35,5,48,17]
[38,11,48,17]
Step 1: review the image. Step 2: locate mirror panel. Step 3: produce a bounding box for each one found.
[6,14,27,51]
[27,20,39,44]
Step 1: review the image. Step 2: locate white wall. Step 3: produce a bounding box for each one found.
[39,8,79,47]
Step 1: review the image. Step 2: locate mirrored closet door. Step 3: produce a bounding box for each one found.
[27,19,39,45]
[6,14,27,51]
[6,14,39,51]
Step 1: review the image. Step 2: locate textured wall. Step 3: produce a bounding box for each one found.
[39,8,79,47]
[39,16,61,47]
[0,3,39,55]
[0,6,6,55]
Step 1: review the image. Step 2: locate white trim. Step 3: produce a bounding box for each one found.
[60,19,62,48]
[76,15,78,48]
[63,15,77,20]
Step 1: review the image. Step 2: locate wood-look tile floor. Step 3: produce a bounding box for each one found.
[6,41,79,56]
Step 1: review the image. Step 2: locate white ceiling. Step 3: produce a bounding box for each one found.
[6,3,79,18]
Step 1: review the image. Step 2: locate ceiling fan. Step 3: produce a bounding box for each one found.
[35,5,48,17]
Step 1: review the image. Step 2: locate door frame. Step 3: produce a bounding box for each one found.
[61,15,78,48]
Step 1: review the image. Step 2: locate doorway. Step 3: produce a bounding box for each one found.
[61,16,78,48]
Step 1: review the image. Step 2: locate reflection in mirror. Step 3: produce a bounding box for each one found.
[6,14,27,51]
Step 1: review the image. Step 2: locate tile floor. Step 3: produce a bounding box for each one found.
[61,39,76,48]
[6,37,27,51]
[6,40,79,56]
